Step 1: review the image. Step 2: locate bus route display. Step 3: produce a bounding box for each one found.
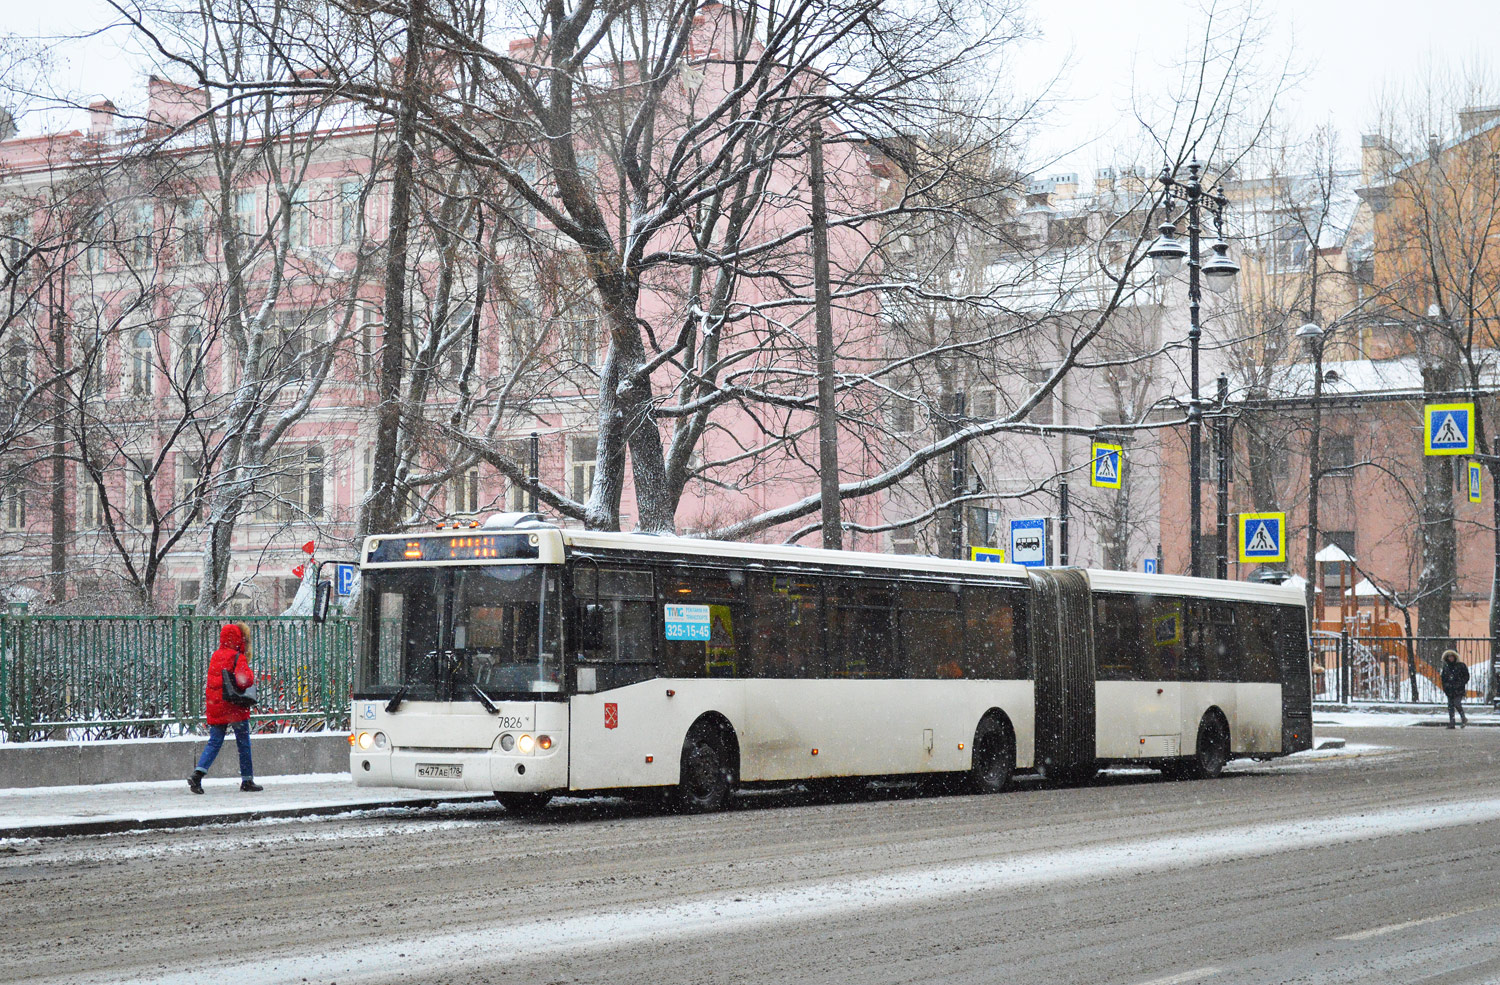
[366,534,540,564]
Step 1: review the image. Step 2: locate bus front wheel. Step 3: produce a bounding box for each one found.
[677,728,733,813]
[967,721,1015,794]
[495,792,551,815]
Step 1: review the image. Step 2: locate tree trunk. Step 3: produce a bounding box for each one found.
[361,0,422,537]
[809,126,842,551]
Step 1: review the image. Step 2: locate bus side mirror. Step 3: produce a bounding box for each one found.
[313,580,332,624]
[577,603,605,650]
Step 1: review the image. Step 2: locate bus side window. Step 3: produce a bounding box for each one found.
[899,585,961,678]
[574,566,656,689]
[1136,594,1183,680]
[1238,603,1280,683]
[661,568,749,679]
[1093,594,1143,681]
[748,573,820,678]
[825,578,896,678]
[963,586,1024,679]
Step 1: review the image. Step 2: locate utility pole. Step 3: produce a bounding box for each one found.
[809,124,842,551]
[949,392,967,560]
[48,268,67,604]
[1059,480,1070,566]
[1215,374,1230,580]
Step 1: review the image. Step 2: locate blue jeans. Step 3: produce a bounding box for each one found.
[196,722,254,779]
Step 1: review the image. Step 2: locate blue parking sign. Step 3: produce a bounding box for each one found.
[1143,557,1157,574]
[335,563,358,597]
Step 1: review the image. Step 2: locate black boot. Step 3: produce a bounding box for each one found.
[240,779,263,792]
[188,770,204,795]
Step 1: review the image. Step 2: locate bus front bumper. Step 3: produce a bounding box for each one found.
[350,746,567,794]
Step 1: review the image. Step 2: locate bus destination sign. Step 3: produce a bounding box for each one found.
[366,534,540,564]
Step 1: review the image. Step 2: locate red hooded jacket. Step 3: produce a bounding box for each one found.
[205,624,256,726]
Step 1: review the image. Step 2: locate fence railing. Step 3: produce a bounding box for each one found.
[1312,633,1495,705]
[0,613,358,741]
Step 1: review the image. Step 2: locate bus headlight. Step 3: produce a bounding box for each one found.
[356,731,374,751]
[499,733,516,752]
[373,732,388,750]
[518,734,536,754]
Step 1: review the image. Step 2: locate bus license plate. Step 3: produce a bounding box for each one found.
[416,763,462,779]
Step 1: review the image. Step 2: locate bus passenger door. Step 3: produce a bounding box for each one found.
[1029,569,1096,778]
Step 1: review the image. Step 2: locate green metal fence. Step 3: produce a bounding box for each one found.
[0,613,358,741]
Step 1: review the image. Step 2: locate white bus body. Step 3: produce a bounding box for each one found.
[348,517,1310,806]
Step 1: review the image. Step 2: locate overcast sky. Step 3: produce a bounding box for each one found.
[12,0,1500,176]
[1014,0,1500,177]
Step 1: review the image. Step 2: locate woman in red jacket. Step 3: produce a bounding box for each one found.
[188,623,262,793]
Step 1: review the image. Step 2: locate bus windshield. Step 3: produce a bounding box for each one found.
[358,565,563,699]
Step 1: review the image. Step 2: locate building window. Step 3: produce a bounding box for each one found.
[128,463,151,527]
[178,199,206,263]
[451,466,480,515]
[571,435,597,500]
[2,481,25,530]
[177,579,200,603]
[569,318,598,368]
[4,215,27,272]
[79,478,104,530]
[289,186,312,249]
[130,329,154,397]
[970,388,998,420]
[1023,367,1055,425]
[339,180,363,244]
[890,524,917,555]
[305,447,325,518]
[178,325,205,392]
[1322,433,1356,474]
[177,455,203,511]
[3,341,26,391]
[235,190,259,250]
[130,202,154,267]
[888,397,916,433]
[445,306,476,376]
[258,445,324,522]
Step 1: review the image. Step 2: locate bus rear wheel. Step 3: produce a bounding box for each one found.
[1183,714,1230,779]
[967,721,1015,794]
[677,729,733,813]
[495,792,551,815]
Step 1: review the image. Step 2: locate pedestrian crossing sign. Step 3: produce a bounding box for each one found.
[1238,512,1286,563]
[1470,462,1483,504]
[1090,442,1123,488]
[970,546,1006,563]
[1424,402,1474,456]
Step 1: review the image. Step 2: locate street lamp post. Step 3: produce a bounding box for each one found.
[1147,161,1239,578]
[1296,322,1327,620]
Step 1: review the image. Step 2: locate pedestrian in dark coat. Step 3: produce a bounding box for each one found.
[188,623,262,792]
[1440,649,1470,729]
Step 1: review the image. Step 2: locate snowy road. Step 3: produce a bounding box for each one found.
[3,724,1497,985]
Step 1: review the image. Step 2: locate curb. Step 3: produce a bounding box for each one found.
[0,794,494,840]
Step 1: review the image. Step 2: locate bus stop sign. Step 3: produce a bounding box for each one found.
[1009,517,1048,567]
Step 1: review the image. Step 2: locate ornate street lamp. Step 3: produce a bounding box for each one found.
[1148,161,1238,578]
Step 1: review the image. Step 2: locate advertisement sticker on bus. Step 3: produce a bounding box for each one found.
[1153,610,1181,646]
[664,604,713,641]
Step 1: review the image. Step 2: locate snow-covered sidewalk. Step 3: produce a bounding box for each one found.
[1314,707,1499,729]
[0,773,490,839]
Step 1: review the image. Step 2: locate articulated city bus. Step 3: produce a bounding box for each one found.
[345,513,1312,812]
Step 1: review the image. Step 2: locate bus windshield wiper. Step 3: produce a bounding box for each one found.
[469,683,499,714]
[385,684,411,713]
[443,649,499,714]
